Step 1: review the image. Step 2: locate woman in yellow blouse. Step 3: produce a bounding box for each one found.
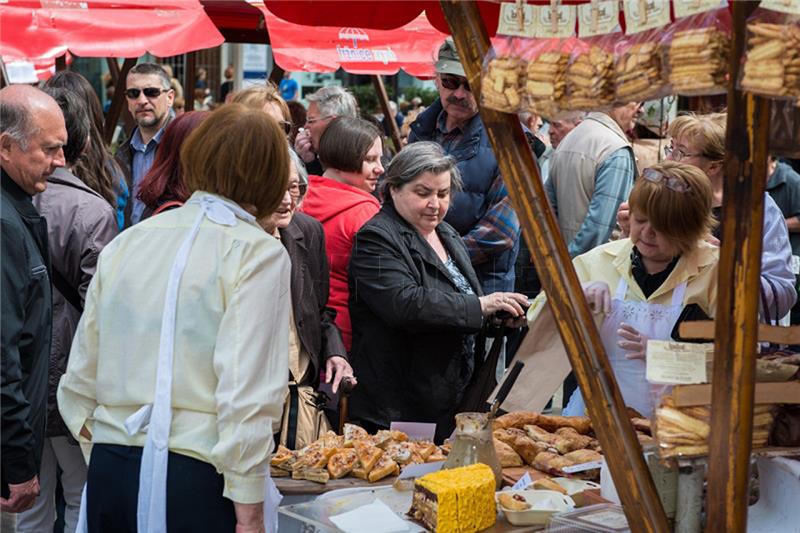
[563,161,718,418]
[58,105,291,533]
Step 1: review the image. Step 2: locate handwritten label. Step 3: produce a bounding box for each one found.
[399,461,445,480]
[673,0,725,19]
[646,340,711,385]
[532,4,577,38]
[497,2,535,38]
[512,471,532,490]
[623,0,671,34]
[561,460,604,473]
[760,0,800,16]
[390,421,436,442]
[578,1,621,37]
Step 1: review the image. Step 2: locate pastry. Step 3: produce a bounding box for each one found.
[742,22,800,98]
[368,454,399,483]
[498,492,532,511]
[343,423,369,446]
[630,417,652,435]
[563,449,603,464]
[493,411,539,430]
[524,51,570,110]
[668,27,730,95]
[535,414,592,435]
[327,449,358,479]
[414,441,437,462]
[354,441,383,473]
[614,41,664,102]
[482,57,525,112]
[493,438,524,467]
[408,464,497,532]
[656,407,710,439]
[565,45,614,109]
[532,477,567,494]
[532,451,575,475]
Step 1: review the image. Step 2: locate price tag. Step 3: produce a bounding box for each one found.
[497,2,536,37]
[673,0,725,19]
[511,471,532,490]
[561,460,604,473]
[760,0,800,16]
[646,340,711,385]
[623,0,671,34]
[398,461,445,480]
[578,1,621,38]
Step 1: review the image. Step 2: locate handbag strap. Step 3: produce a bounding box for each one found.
[52,267,83,313]
[285,383,299,450]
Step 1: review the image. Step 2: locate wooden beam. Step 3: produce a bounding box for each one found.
[55,55,67,72]
[705,2,770,530]
[106,57,121,86]
[372,75,403,152]
[438,2,669,532]
[185,51,196,112]
[104,58,136,145]
[269,64,284,87]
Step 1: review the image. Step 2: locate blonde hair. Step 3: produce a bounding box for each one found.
[182,104,289,219]
[232,84,291,121]
[668,112,726,162]
[628,161,717,255]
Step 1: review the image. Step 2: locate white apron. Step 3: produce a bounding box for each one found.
[563,277,687,418]
[76,194,282,533]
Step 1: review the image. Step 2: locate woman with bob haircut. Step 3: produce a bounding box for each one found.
[618,112,795,319]
[348,142,528,442]
[300,116,384,351]
[232,84,293,137]
[562,161,719,418]
[137,111,209,218]
[58,104,292,533]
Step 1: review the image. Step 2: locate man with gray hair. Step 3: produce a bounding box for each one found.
[294,85,357,176]
[0,85,66,528]
[115,62,175,226]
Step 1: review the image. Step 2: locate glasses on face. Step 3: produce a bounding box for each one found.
[278,121,292,135]
[305,115,333,125]
[288,182,307,199]
[440,75,471,92]
[124,87,169,100]
[643,168,691,193]
[664,143,703,162]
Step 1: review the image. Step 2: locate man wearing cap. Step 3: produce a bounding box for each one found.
[408,39,522,294]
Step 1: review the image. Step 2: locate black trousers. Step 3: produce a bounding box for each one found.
[87,444,237,533]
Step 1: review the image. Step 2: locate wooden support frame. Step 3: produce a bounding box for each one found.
[185,51,197,112]
[372,75,403,152]
[439,2,669,531]
[55,54,67,72]
[705,2,771,530]
[103,58,136,145]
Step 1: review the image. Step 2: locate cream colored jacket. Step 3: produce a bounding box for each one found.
[58,193,291,504]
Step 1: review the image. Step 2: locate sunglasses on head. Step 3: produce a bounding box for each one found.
[124,87,168,99]
[642,168,691,193]
[440,75,471,92]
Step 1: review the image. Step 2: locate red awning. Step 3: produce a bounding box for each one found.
[0,0,224,61]
[262,7,447,77]
[263,0,501,37]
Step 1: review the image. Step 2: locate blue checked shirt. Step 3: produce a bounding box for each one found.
[129,125,168,224]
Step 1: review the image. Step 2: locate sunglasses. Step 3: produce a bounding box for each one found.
[440,75,471,92]
[279,120,292,135]
[288,182,307,199]
[305,115,333,125]
[125,87,169,99]
[642,168,690,193]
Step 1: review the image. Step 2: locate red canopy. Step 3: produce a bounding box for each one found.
[0,0,224,61]
[261,7,447,77]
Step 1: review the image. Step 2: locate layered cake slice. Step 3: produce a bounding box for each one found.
[408,463,496,533]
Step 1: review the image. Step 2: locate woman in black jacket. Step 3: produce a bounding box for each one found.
[347,142,528,442]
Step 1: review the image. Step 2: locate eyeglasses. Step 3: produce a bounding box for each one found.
[440,75,471,92]
[642,168,690,193]
[305,115,333,125]
[664,143,703,162]
[124,87,169,100]
[288,182,307,199]
[278,121,292,135]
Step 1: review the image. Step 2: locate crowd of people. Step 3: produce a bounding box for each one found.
[2,36,799,533]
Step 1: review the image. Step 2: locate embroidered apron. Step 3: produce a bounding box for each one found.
[76,194,282,533]
[563,277,687,418]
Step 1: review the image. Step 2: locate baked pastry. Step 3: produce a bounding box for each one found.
[414,441,437,462]
[385,442,416,465]
[354,441,383,473]
[493,411,539,430]
[292,467,330,484]
[565,45,614,109]
[270,445,298,471]
[408,464,497,532]
[554,427,595,450]
[294,447,337,471]
[493,438,524,467]
[482,57,525,112]
[327,449,358,479]
[535,414,592,435]
[630,417,652,435]
[614,41,664,102]
[525,51,570,113]
[532,477,567,494]
[533,451,575,475]
[668,27,730,94]
[563,449,603,464]
[343,423,369,446]
[368,454,399,483]
[498,492,531,511]
[742,22,800,98]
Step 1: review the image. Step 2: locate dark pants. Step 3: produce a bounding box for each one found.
[87,444,236,533]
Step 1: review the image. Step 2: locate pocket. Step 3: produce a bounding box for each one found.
[30,264,48,277]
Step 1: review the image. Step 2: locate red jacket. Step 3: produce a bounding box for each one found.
[300,175,380,351]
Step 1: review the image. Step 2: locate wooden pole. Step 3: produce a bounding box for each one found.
[438,2,669,531]
[269,64,284,86]
[55,54,67,72]
[106,57,121,86]
[372,75,403,152]
[185,51,197,112]
[705,2,769,530]
[103,58,136,145]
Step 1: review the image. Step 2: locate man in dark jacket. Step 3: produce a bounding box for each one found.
[0,85,66,522]
[409,39,522,294]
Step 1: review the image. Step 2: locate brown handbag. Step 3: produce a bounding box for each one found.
[278,381,332,450]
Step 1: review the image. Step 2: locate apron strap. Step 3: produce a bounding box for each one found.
[614,278,629,300]
[671,281,688,307]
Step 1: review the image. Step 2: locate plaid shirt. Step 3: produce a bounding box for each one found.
[434,111,520,266]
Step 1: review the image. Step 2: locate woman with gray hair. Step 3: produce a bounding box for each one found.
[347,142,528,442]
[259,149,353,449]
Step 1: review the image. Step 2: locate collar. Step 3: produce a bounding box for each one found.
[585,112,632,147]
[767,161,792,190]
[435,107,480,137]
[279,217,305,247]
[1,166,41,219]
[608,238,717,301]
[186,191,259,228]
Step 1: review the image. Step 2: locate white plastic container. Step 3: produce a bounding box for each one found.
[497,489,575,526]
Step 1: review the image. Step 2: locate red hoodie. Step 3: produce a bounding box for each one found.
[300,175,380,351]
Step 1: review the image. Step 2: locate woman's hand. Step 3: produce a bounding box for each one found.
[325,356,357,394]
[479,292,529,318]
[582,281,611,314]
[616,202,630,238]
[233,502,264,533]
[618,323,648,360]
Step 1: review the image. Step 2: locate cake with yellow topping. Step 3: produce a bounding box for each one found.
[408,463,496,533]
